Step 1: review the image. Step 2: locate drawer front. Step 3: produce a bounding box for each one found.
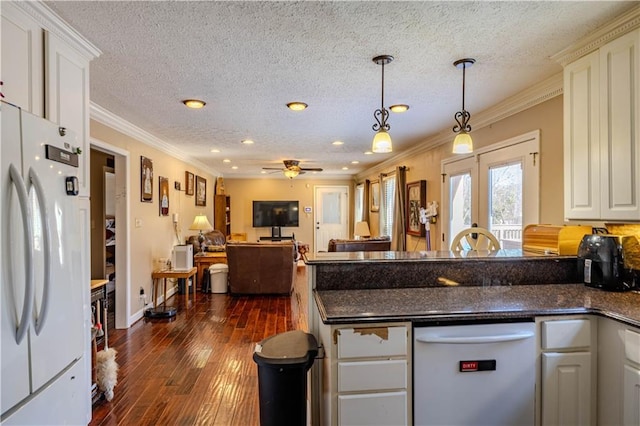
[338,391,407,426]
[337,326,407,359]
[338,360,407,392]
[542,319,591,350]
[625,329,640,364]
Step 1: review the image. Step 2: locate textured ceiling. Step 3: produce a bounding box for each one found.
[46,1,636,178]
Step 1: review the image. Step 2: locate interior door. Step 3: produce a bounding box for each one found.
[314,186,348,253]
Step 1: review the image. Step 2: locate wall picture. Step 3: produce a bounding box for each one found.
[370,180,380,212]
[140,156,153,202]
[195,175,206,206]
[159,176,169,216]
[406,180,426,237]
[185,171,194,196]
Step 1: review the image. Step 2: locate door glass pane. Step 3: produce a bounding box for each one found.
[321,191,341,224]
[449,172,471,243]
[488,162,522,248]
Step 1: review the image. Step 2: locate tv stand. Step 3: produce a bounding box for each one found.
[259,236,293,242]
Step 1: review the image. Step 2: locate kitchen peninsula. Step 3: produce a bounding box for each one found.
[303,250,640,426]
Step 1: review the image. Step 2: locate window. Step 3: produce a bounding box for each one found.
[380,174,396,238]
[354,183,364,223]
[442,131,540,249]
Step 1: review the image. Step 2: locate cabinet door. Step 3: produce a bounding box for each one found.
[338,391,407,426]
[599,29,640,221]
[45,32,91,196]
[563,51,600,220]
[624,364,640,426]
[1,2,44,115]
[542,352,593,425]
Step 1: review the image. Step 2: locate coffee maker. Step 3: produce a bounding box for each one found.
[577,234,639,291]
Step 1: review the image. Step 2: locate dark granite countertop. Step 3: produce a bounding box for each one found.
[314,284,640,327]
[304,249,568,264]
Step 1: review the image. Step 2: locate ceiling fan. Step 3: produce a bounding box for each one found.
[262,160,323,179]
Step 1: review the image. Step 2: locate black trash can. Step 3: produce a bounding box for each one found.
[253,330,318,426]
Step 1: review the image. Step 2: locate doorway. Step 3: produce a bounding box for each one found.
[90,141,131,329]
[314,185,349,253]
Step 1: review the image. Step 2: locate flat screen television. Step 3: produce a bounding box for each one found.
[252,200,299,227]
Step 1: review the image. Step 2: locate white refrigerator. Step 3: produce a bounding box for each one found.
[1,101,90,425]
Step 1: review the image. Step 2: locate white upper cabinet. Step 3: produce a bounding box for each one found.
[563,29,640,221]
[1,1,100,196]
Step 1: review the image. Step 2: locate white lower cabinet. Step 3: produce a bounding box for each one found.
[623,364,640,425]
[317,322,411,426]
[541,352,592,425]
[538,317,595,425]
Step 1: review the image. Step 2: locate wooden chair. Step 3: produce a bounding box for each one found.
[451,227,500,251]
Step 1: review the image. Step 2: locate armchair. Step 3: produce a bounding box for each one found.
[225,241,296,295]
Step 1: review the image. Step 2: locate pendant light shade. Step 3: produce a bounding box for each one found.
[283,168,299,179]
[452,58,475,154]
[371,55,394,153]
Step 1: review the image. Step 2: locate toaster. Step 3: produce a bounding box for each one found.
[577,234,639,291]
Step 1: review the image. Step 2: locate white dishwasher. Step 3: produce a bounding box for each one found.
[413,320,536,426]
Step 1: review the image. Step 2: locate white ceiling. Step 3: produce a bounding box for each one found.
[46,1,636,179]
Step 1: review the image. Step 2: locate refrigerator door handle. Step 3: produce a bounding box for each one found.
[29,168,52,335]
[8,164,35,345]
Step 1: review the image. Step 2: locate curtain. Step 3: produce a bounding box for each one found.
[392,166,407,251]
[363,179,370,226]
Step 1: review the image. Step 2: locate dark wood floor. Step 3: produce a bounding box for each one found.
[90,292,295,426]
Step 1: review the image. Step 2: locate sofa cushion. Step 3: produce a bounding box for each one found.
[327,236,391,252]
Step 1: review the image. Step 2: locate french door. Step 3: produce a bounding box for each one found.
[442,131,540,250]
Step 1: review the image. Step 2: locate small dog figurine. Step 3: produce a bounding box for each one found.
[96,347,119,401]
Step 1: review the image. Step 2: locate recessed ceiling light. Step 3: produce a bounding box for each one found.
[210,148,220,153]
[390,104,409,113]
[261,170,267,174]
[342,167,349,170]
[332,141,344,146]
[182,99,206,109]
[241,139,254,145]
[364,151,373,155]
[223,159,231,163]
[287,102,308,111]
[231,166,238,170]
[351,160,360,164]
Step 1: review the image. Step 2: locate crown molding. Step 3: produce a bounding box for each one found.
[90,103,221,176]
[551,4,640,66]
[356,72,563,180]
[13,1,101,60]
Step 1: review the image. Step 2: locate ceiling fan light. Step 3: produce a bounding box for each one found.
[283,169,299,179]
[372,130,393,153]
[452,131,473,154]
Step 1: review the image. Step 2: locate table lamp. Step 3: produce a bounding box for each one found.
[354,221,371,240]
[189,214,213,253]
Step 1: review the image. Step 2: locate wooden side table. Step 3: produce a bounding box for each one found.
[150,267,198,308]
[194,252,227,289]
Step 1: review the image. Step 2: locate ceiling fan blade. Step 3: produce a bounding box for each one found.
[262,167,283,170]
[301,168,323,172]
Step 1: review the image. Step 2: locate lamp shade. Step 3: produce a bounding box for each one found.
[189,214,213,231]
[354,221,371,239]
[283,169,299,179]
[372,130,392,153]
[452,131,473,154]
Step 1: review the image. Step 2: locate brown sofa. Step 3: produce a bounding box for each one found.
[225,241,296,295]
[327,236,391,252]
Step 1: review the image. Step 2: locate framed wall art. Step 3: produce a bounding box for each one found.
[159,176,169,216]
[195,175,207,206]
[185,171,194,196]
[140,156,153,202]
[370,180,380,212]
[406,180,426,237]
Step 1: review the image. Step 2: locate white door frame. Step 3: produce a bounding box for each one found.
[90,138,132,329]
[314,185,349,253]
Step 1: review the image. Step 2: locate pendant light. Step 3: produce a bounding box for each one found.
[371,55,394,153]
[452,58,475,154]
